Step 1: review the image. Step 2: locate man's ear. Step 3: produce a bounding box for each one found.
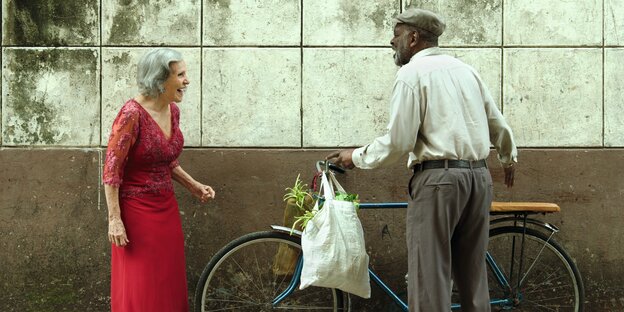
[410,31,419,48]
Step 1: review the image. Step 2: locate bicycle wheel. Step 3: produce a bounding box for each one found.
[487,226,584,312]
[194,230,346,312]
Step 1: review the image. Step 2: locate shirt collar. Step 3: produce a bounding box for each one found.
[409,47,441,63]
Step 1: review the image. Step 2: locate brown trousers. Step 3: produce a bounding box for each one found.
[406,167,492,312]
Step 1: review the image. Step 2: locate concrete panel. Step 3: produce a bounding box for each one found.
[101,48,202,146]
[503,49,602,147]
[203,0,301,46]
[605,49,624,147]
[504,0,602,46]
[2,48,100,146]
[202,48,301,147]
[405,0,502,46]
[302,48,397,147]
[0,149,106,311]
[102,0,200,45]
[303,0,399,46]
[442,48,502,108]
[606,0,624,45]
[2,0,99,46]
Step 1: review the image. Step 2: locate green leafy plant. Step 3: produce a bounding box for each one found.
[284,174,361,233]
[283,174,312,213]
[335,192,360,210]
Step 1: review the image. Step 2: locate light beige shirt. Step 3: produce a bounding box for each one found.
[352,47,517,169]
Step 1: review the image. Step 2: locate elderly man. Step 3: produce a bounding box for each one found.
[327,8,517,312]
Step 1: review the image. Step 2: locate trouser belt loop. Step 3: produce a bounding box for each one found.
[469,161,473,169]
[484,160,488,169]
[444,159,449,171]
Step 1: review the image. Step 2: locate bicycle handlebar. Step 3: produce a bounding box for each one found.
[316,160,346,174]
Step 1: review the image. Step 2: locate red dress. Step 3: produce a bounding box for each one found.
[103,99,188,312]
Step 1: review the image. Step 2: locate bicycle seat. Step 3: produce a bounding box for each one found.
[490,202,560,213]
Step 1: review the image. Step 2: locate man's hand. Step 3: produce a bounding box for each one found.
[326,149,356,169]
[504,164,515,188]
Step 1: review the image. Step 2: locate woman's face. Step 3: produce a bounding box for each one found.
[161,61,189,103]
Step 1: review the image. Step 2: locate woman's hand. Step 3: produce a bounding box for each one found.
[191,182,216,203]
[108,216,129,247]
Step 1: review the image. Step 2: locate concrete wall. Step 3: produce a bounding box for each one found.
[1,0,623,311]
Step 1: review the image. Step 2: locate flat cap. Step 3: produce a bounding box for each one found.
[394,8,446,37]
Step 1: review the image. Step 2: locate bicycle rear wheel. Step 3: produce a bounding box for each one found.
[487,226,584,311]
[194,230,346,312]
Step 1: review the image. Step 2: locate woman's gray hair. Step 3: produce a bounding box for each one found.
[137,48,183,98]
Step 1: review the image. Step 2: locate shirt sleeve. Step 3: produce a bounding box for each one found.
[352,79,420,169]
[481,82,518,167]
[102,106,140,186]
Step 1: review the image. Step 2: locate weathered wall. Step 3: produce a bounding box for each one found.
[1,0,624,311]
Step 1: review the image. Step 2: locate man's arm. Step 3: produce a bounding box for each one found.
[329,80,420,169]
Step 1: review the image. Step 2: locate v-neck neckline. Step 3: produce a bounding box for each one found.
[132,99,174,141]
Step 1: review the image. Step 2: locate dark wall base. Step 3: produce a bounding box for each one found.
[1,148,622,311]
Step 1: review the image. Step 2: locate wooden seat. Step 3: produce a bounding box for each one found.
[490,202,560,213]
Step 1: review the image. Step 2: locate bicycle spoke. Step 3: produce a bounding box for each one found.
[519,231,556,285]
[486,227,582,312]
[196,232,342,312]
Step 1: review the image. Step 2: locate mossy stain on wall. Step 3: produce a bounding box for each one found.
[4,0,98,46]
[108,0,193,44]
[109,51,132,67]
[108,1,142,44]
[5,49,97,145]
[339,1,362,30]
[205,0,233,44]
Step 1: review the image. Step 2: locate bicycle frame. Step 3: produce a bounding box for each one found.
[270,202,561,311]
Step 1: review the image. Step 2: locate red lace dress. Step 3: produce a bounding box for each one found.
[103,99,188,312]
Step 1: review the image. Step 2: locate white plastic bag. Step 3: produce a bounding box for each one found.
[299,171,371,298]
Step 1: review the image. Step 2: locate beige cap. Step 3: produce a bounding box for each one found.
[394,8,446,37]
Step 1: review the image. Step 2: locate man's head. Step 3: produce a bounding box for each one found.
[390,8,445,66]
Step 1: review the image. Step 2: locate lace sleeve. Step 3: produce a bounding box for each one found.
[168,102,181,169]
[103,104,140,186]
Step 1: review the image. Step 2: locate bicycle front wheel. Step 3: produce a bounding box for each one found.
[487,226,584,311]
[194,230,346,312]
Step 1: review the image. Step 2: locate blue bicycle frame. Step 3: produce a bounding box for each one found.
[271,202,516,311]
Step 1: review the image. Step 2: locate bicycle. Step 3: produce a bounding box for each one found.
[194,161,584,311]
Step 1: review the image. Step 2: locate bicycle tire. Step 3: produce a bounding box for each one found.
[194,230,346,312]
[487,226,585,312]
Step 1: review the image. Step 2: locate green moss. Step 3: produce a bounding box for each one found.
[108,0,178,44]
[5,49,97,145]
[108,3,141,44]
[110,51,131,67]
[4,0,98,46]
[22,286,79,311]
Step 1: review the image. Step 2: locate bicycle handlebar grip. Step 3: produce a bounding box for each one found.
[316,160,346,174]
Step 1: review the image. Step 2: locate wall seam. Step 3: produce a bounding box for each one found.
[98,0,103,211]
[602,0,606,147]
[200,0,204,146]
[300,0,304,149]
[501,0,505,115]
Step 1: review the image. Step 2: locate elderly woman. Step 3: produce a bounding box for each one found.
[103,48,215,311]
